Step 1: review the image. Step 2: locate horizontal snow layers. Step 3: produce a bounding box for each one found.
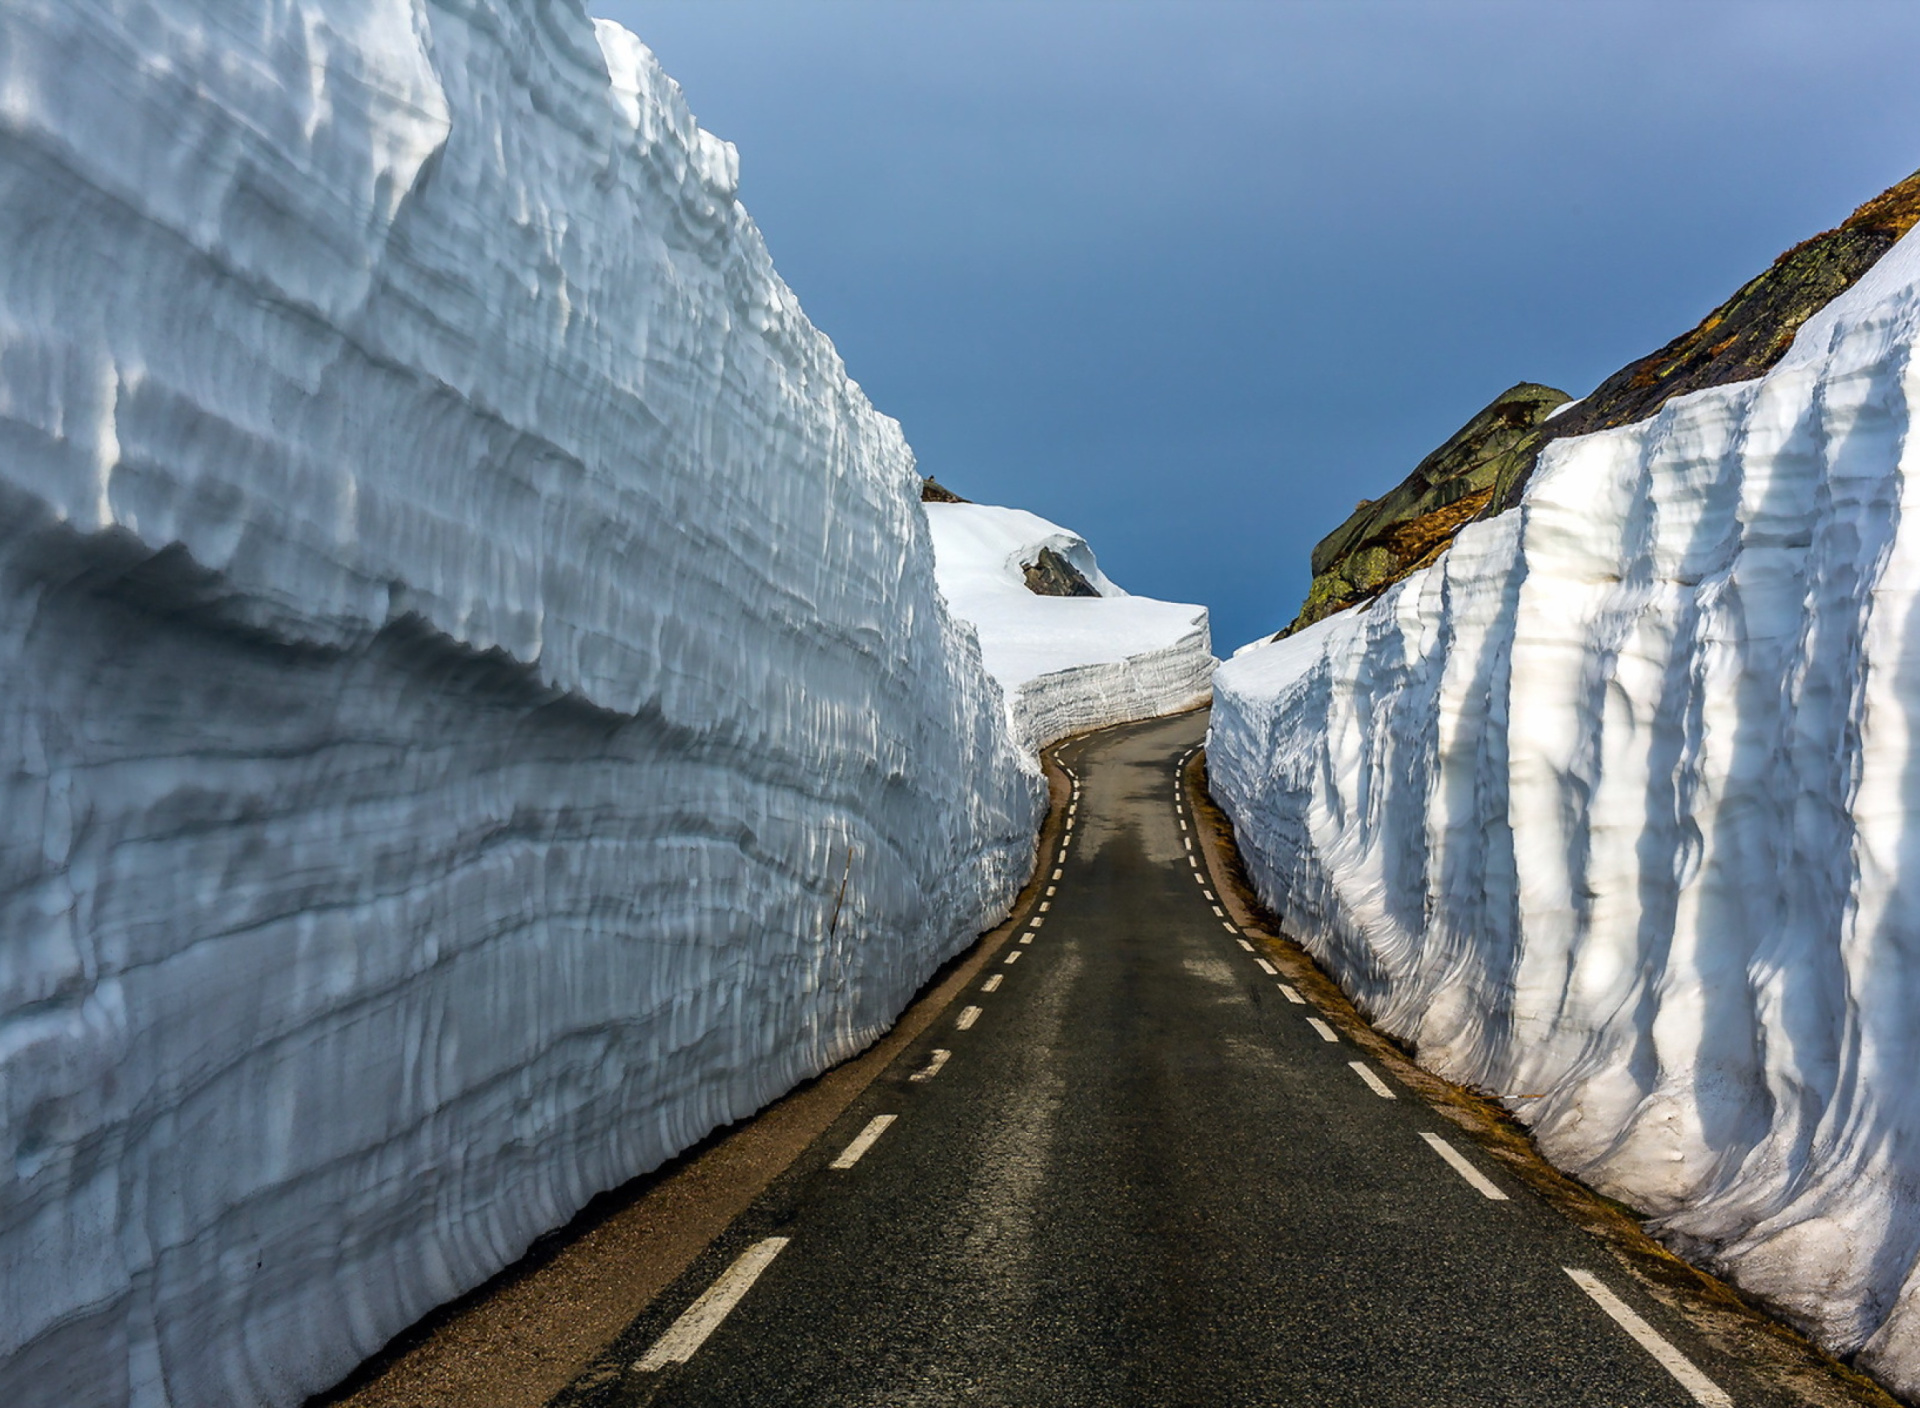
[925,503,1215,754]
[1210,227,1920,1394]
[0,6,1041,1408]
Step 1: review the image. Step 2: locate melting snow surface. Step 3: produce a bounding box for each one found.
[0,5,1040,1405]
[925,502,1214,755]
[1210,228,1920,1392]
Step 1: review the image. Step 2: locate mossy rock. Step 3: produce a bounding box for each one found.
[1281,163,1920,638]
[1282,383,1570,635]
[1488,165,1920,513]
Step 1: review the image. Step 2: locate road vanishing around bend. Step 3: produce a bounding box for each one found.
[518,708,1872,1408]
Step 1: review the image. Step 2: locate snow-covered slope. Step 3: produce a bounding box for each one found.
[1210,227,1920,1390]
[925,502,1214,754]
[0,6,1042,1406]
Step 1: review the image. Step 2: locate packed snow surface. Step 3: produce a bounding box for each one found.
[1209,226,1920,1391]
[0,5,1042,1406]
[925,502,1214,754]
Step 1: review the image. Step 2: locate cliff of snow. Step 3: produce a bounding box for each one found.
[0,5,1041,1407]
[925,502,1215,756]
[1285,167,1920,637]
[1211,216,1920,1391]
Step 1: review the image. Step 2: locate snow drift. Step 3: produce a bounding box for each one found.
[1209,226,1920,1389]
[925,502,1214,756]
[0,5,1041,1406]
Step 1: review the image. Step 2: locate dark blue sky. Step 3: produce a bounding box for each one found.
[593,0,1920,651]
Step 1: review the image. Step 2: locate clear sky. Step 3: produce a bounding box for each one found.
[591,0,1920,652]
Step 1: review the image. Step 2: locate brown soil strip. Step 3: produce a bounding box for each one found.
[1181,748,1902,1408]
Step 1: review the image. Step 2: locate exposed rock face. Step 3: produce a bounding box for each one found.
[1286,165,1920,635]
[1491,166,1920,512]
[921,476,968,503]
[1284,383,1569,634]
[1022,545,1100,598]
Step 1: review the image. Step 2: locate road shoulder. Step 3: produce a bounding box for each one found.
[1182,747,1900,1408]
[308,759,1077,1408]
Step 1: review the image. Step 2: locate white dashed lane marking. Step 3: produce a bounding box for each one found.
[956,1005,982,1031]
[1254,958,1277,976]
[982,974,1003,992]
[1278,985,1306,1005]
[1563,1268,1731,1407]
[1306,1018,1339,1043]
[830,1114,897,1170]
[1236,938,1255,952]
[1004,951,1023,965]
[910,1049,953,1082]
[635,1237,791,1371]
[1349,1062,1395,1099]
[1419,1132,1508,1201]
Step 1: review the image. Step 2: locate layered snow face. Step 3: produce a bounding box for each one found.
[1209,228,1920,1390]
[0,6,1042,1407]
[925,502,1214,756]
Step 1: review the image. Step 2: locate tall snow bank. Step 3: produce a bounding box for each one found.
[0,5,1042,1406]
[1209,226,1920,1390]
[925,502,1214,755]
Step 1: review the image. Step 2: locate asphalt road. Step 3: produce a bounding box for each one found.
[548,710,1796,1408]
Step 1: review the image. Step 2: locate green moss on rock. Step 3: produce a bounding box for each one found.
[1281,382,1570,635]
[1490,164,1920,512]
[1281,164,1920,638]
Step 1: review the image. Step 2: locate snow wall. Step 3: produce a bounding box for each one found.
[1209,226,1920,1392]
[0,5,1044,1406]
[925,502,1215,757]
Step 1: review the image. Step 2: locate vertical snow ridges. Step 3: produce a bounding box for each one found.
[1210,229,1920,1391]
[0,5,1040,1406]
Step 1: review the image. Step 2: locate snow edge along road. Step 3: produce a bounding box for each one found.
[1179,746,1896,1408]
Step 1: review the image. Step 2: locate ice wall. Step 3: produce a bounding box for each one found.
[0,5,1043,1406]
[1209,227,1920,1391]
[925,502,1214,756]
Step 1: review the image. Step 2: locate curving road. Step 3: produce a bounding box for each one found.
[541,711,1820,1408]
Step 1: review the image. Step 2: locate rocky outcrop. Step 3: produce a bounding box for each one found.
[1285,383,1569,634]
[921,476,968,503]
[1491,166,1920,512]
[1285,164,1920,636]
[1022,545,1100,598]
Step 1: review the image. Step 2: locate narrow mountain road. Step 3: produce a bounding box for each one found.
[544,709,1813,1408]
